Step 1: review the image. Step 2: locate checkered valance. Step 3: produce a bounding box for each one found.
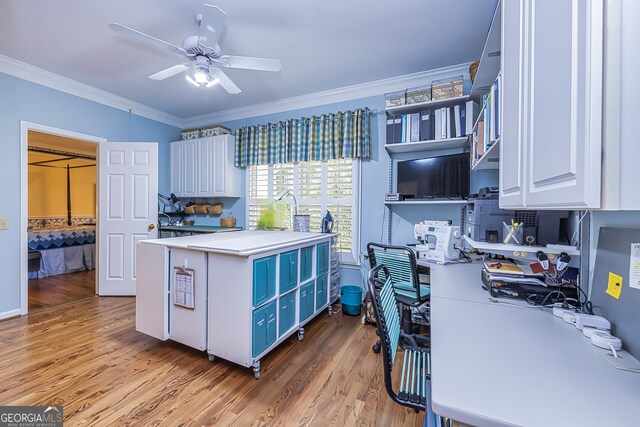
[234,108,371,167]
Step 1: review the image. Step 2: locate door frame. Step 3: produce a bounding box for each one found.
[20,121,106,315]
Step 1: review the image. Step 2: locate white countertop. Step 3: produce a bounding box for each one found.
[429,262,640,427]
[140,230,334,256]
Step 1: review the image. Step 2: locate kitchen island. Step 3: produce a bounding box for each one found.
[136,230,334,378]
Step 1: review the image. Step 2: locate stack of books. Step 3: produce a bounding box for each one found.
[472,73,502,164]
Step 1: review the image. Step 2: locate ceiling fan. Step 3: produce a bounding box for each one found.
[109,4,281,94]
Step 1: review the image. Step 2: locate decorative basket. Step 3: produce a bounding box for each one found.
[220,213,236,228]
[194,204,208,215]
[469,60,480,84]
[181,128,200,140]
[200,125,231,137]
[184,205,196,215]
[207,203,223,215]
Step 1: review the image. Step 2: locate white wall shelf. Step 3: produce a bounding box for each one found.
[385,136,468,154]
[385,200,468,206]
[464,235,580,258]
[469,1,502,102]
[472,138,500,170]
[385,95,469,115]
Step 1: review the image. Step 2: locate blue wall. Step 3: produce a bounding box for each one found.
[0,72,180,316]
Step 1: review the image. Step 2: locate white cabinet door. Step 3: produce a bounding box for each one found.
[523,0,603,208]
[136,243,169,340]
[499,0,526,208]
[197,137,213,197]
[182,139,198,198]
[169,141,182,196]
[211,135,241,197]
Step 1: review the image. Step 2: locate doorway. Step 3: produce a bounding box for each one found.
[20,122,106,315]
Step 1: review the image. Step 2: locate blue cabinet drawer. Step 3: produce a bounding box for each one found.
[315,274,328,310]
[278,291,297,337]
[316,242,330,276]
[300,246,314,283]
[253,255,277,307]
[299,282,315,322]
[252,300,277,357]
[279,250,298,294]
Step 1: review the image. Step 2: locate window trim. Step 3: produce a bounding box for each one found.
[245,159,361,265]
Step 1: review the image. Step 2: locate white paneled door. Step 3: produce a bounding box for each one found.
[98,142,158,296]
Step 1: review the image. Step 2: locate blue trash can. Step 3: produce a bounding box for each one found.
[340,285,362,316]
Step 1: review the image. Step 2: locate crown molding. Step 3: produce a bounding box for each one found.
[0,54,184,128]
[182,62,472,127]
[0,53,471,129]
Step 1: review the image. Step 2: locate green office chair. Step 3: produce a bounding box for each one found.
[368,264,438,422]
[367,242,430,352]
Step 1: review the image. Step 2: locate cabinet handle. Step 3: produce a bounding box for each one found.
[257,319,264,326]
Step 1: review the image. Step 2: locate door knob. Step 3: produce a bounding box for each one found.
[148,223,156,230]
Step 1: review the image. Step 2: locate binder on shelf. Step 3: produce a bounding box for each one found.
[434,109,442,140]
[459,103,467,136]
[466,100,480,135]
[386,116,394,143]
[392,115,402,144]
[420,110,432,141]
[454,104,462,137]
[483,96,491,151]
[401,114,407,143]
[406,113,412,142]
[441,108,448,139]
[410,113,421,142]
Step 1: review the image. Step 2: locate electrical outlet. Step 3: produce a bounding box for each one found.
[0,217,8,230]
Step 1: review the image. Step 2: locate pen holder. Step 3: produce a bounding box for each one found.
[502,222,523,245]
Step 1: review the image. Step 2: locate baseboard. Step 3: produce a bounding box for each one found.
[0,309,21,321]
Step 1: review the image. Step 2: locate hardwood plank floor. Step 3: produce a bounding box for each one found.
[28,270,96,311]
[0,298,425,426]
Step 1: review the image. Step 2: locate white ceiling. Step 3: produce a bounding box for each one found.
[0,0,498,120]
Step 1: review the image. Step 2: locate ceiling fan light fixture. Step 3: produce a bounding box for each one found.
[194,68,209,84]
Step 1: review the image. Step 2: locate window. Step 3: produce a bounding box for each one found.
[247,159,360,264]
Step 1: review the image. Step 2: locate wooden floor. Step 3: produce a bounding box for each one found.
[28,270,96,311]
[0,297,425,426]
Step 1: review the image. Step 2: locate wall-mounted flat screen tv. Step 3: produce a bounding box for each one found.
[397,153,470,200]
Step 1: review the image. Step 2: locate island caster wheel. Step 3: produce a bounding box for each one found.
[372,341,381,354]
[252,361,261,380]
[208,353,216,362]
[298,328,305,341]
[328,306,333,317]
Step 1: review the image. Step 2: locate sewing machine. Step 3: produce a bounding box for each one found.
[414,220,462,263]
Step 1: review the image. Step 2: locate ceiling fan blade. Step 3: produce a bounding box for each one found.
[198,4,227,47]
[109,23,186,55]
[149,63,191,80]
[210,68,241,94]
[218,55,281,72]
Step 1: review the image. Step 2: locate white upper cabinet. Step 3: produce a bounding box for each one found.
[170,134,241,199]
[499,0,525,208]
[500,0,604,209]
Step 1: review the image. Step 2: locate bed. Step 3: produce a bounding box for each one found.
[28,225,96,278]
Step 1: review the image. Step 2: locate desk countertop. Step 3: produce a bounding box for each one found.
[429,262,640,427]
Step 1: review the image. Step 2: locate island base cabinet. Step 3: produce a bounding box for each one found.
[169,249,208,351]
[204,237,333,377]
